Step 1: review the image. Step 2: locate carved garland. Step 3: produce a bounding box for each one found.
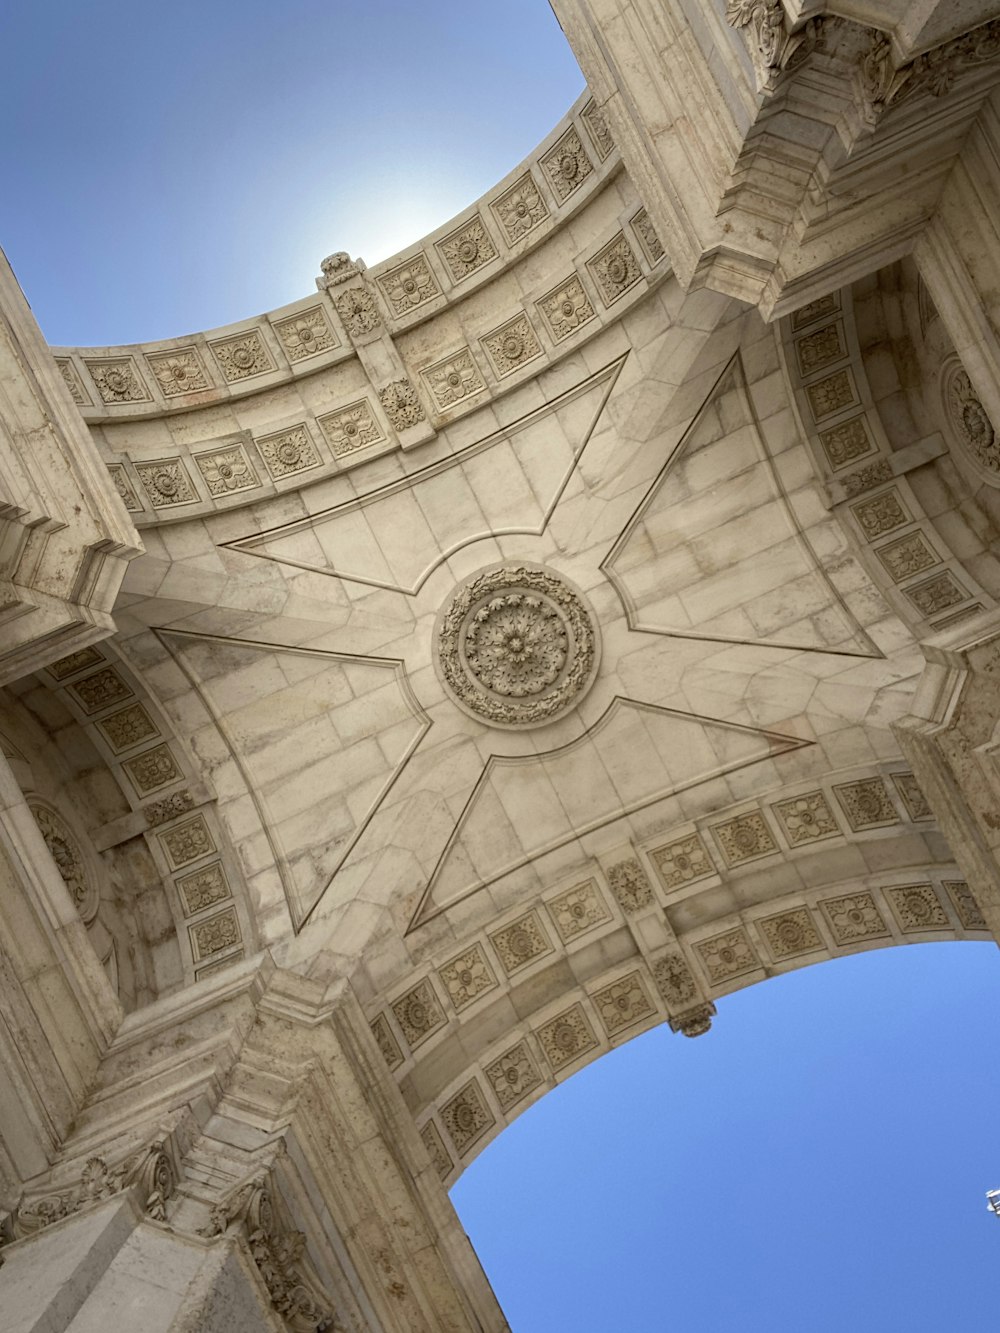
[857,18,1000,127]
[725,0,823,94]
[6,1141,175,1241]
[27,799,99,924]
[201,1177,340,1333]
[943,361,1000,480]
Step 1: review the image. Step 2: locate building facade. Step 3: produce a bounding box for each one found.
[2,2,1000,1327]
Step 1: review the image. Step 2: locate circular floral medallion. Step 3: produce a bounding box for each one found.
[436,564,599,728]
[943,360,1000,481]
[27,799,99,924]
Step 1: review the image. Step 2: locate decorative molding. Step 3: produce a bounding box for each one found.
[631,208,664,265]
[122,742,180,796]
[850,489,911,540]
[377,253,440,316]
[317,399,384,459]
[56,356,91,404]
[757,907,823,959]
[209,330,275,383]
[592,972,655,1035]
[436,214,499,282]
[194,442,262,497]
[892,773,932,821]
[68,666,133,714]
[649,833,716,890]
[108,462,142,511]
[485,1040,543,1110]
[540,126,593,202]
[201,1173,340,1332]
[378,378,425,432]
[9,1141,175,1240]
[581,99,614,161]
[440,1079,495,1155]
[146,347,210,397]
[332,285,381,337]
[771,791,839,845]
[256,425,323,479]
[176,862,231,917]
[668,1003,716,1038]
[272,308,338,362]
[480,312,542,378]
[391,978,447,1049]
[711,811,778,866]
[438,944,498,1010]
[856,20,1000,129]
[134,457,199,509]
[370,1013,404,1071]
[904,570,969,617]
[145,789,196,827]
[28,799,98,923]
[833,777,900,831]
[491,173,549,244]
[535,274,596,342]
[489,910,553,975]
[159,814,216,869]
[536,1002,598,1070]
[652,952,700,1010]
[943,361,1000,478]
[85,356,151,404]
[97,702,159,753]
[423,347,486,410]
[818,416,875,470]
[606,857,654,914]
[546,878,611,942]
[586,232,642,306]
[885,883,949,932]
[46,645,104,681]
[820,891,889,944]
[317,251,362,286]
[840,458,893,498]
[419,1120,453,1179]
[695,926,760,983]
[725,0,821,96]
[188,906,241,961]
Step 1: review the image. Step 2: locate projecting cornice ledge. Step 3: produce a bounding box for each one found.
[552,0,1000,317]
[0,251,141,686]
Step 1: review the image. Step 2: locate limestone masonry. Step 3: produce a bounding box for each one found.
[3,2,1000,1328]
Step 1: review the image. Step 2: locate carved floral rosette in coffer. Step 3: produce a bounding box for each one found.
[435,563,600,729]
[26,797,99,923]
[941,358,1000,483]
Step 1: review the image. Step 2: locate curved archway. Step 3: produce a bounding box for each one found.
[451,940,1000,1331]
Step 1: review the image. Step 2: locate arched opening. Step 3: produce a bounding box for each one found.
[452,942,1000,1331]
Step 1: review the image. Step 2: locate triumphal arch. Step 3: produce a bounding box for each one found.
[3,2,1000,1326]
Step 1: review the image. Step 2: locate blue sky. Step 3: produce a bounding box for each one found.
[0,0,583,344]
[2,5,999,1329]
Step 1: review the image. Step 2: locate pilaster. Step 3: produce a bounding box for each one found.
[893,607,1000,946]
[0,250,140,685]
[0,958,509,1332]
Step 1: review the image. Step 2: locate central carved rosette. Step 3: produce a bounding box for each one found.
[465,593,568,697]
[436,564,599,728]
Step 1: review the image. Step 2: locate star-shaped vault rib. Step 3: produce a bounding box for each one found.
[158,627,430,932]
[601,353,882,659]
[200,343,879,932]
[221,355,627,596]
[407,696,810,928]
